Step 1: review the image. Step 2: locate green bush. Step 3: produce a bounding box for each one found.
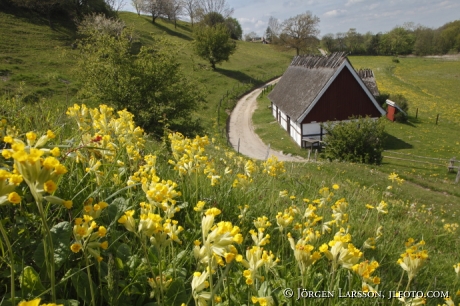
[322,117,386,164]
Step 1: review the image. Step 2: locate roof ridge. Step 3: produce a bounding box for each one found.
[290,52,348,69]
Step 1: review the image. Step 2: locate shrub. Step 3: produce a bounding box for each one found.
[322,117,386,164]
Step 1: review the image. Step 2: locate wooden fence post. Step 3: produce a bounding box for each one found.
[237,138,240,154]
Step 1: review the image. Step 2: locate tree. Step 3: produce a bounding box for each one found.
[225,17,242,40]
[244,31,257,42]
[321,33,335,52]
[74,27,205,136]
[182,0,198,26]
[195,0,233,20]
[105,0,126,12]
[162,0,183,28]
[273,11,320,55]
[193,23,236,69]
[141,0,165,23]
[131,0,142,15]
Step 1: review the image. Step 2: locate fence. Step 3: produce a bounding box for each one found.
[383,150,460,183]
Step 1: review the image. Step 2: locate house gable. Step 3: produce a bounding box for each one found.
[298,60,385,124]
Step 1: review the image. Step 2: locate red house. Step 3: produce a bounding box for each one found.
[268,52,386,147]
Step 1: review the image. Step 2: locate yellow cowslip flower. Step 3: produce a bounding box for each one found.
[454,263,460,277]
[98,226,107,237]
[252,296,275,306]
[9,173,23,185]
[376,201,388,214]
[276,212,293,232]
[118,210,136,232]
[8,192,21,204]
[254,216,271,229]
[332,184,340,190]
[365,204,374,209]
[43,180,57,194]
[191,270,211,306]
[46,130,56,139]
[50,147,60,157]
[18,299,41,306]
[26,131,37,143]
[100,241,109,250]
[3,135,13,143]
[70,242,82,253]
[279,190,288,197]
[205,207,221,216]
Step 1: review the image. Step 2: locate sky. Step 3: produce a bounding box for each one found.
[122,0,460,38]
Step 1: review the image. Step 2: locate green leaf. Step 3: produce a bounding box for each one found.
[116,243,131,262]
[165,278,188,305]
[70,268,97,304]
[19,266,45,295]
[34,221,72,270]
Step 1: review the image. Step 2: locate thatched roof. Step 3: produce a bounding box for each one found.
[357,69,380,96]
[268,52,380,122]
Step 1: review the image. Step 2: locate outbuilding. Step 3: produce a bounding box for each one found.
[385,99,407,122]
[268,52,386,148]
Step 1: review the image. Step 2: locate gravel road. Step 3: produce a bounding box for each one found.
[228,79,305,162]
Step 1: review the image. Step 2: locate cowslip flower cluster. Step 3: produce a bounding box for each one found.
[70,215,108,262]
[262,156,285,177]
[168,132,210,176]
[397,238,428,282]
[320,230,362,270]
[83,199,109,219]
[2,132,70,207]
[128,154,182,218]
[66,104,145,163]
[237,246,279,285]
[287,232,321,275]
[118,205,184,249]
[352,260,380,292]
[193,208,242,268]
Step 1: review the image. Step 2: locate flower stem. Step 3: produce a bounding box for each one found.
[0,221,15,306]
[36,200,56,302]
[84,252,97,306]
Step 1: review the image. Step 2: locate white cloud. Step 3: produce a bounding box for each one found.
[323,9,347,17]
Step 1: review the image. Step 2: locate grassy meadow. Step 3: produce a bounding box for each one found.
[0,9,460,306]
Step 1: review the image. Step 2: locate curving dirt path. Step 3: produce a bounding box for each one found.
[228,79,305,162]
